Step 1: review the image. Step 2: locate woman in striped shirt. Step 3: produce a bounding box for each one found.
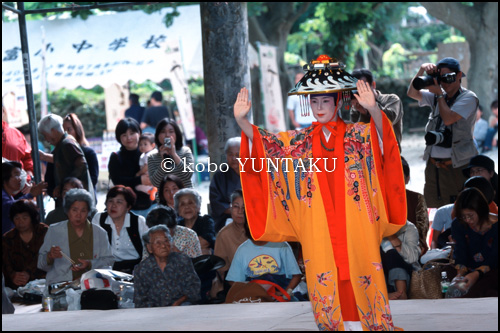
[148,118,194,189]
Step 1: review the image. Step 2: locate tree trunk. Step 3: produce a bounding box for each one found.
[420,2,498,117]
[200,3,251,167]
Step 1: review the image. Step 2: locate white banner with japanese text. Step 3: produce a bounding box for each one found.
[2,5,203,95]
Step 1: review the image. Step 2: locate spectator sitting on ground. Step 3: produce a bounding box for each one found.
[145,206,202,259]
[174,188,216,302]
[154,174,185,210]
[38,189,114,285]
[380,221,421,300]
[209,137,242,232]
[133,225,201,308]
[2,200,48,289]
[91,185,149,274]
[452,188,498,298]
[473,105,489,149]
[209,190,248,301]
[148,118,194,189]
[2,161,46,235]
[402,157,429,255]
[226,218,302,299]
[125,93,145,125]
[461,176,497,216]
[431,175,496,250]
[135,133,158,201]
[174,188,216,255]
[430,203,455,250]
[462,154,498,206]
[45,177,97,225]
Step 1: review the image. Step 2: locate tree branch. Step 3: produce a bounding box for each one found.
[248,15,269,47]
[420,2,480,39]
[288,2,311,24]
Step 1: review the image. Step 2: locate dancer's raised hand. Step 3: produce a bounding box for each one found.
[234,87,252,121]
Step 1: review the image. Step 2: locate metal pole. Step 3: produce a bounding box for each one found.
[17,2,45,222]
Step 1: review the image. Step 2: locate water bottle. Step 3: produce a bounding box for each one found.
[441,271,450,296]
[445,276,469,298]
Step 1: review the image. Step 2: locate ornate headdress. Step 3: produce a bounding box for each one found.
[288,55,358,118]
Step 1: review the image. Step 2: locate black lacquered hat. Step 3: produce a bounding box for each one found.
[288,55,358,96]
[288,55,357,118]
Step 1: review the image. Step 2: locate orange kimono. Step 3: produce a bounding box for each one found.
[240,114,407,331]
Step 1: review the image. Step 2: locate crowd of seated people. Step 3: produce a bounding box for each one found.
[3,107,498,314]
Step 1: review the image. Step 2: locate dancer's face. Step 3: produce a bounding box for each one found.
[310,96,338,123]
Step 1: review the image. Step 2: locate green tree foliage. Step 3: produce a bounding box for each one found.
[288,3,398,68]
[286,3,465,78]
[34,87,106,142]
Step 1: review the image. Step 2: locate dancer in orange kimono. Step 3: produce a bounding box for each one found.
[234,56,407,331]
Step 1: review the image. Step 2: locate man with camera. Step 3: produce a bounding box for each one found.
[407,57,478,208]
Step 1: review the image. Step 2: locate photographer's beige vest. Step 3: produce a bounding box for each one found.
[423,88,478,168]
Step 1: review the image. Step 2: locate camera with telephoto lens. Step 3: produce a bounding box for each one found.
[425,127,453,148]
[164,137,171,148]
[413,72,457,90]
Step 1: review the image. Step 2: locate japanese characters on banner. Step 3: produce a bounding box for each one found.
[258,44,286,133]
[2,5,203,95]
[165,40,196,141]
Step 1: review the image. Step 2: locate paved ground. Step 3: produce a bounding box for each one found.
[3,298,498,331]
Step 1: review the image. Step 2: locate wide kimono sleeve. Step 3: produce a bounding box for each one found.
[240,125,300,243]
[369,113,407,238]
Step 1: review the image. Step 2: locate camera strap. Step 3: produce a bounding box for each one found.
[433,88,462,130]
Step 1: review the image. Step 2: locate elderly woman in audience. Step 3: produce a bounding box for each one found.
[174,188,216,255]
[2,161,46,235]
[38,189,113,285]
[91,185,149,274]
[210,189,248,300]
[146,206,201,258]
[45,177,93,225]
[209,137,242,232]
[133,225,201,307]
[2,200,48,289]
[157,175,185,209]
[148,118,194,189]
[452,187,498,298]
